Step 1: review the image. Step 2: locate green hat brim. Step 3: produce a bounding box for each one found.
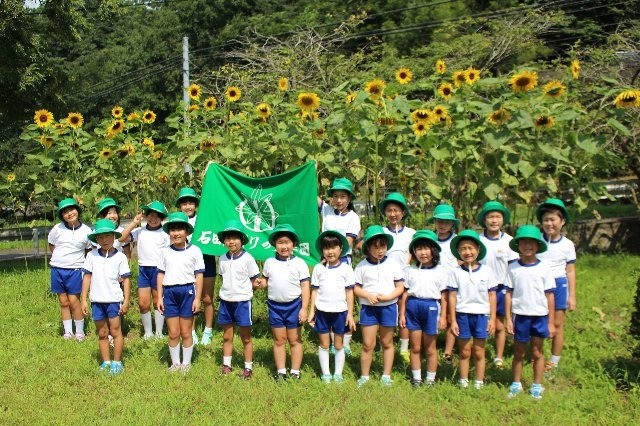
[162,221,194,235]
[409,230,441,254]
[88,229,122,244]
[141,205,168,219]
[217,229,249,246]
[509,236,547,254]
[426,215,460,225]
[476,202,511,226]
[379,199,410,217]
[316,230,349,257]
[175,195,199,208]
[362,226,394,255]
[450,231,487,261]
[57,198,82,220]
[536,199,569,223]
[269,230,299,247]
[327,187,356,199]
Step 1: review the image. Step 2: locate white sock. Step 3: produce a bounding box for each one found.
[329,331,335,345]
[343,334,352,347]
[550,355,561,366]
[169,344,180,365]
[412,369,422,380]
[74,319,84,334]
[182,344,194,365]
[334,348,345,376]
[223,356,232,367]
[154,310,164,335]
[290,369,300,375]
[244,361,253,370]
[277,368,287,374]
[319,346,330,376]
[203,327,213,335]
[381,374,391,381]
[426,371,436,382]
[62,319,73,334]
[400,338,409,352]
[475,380,484,387]
[141,312,153,336]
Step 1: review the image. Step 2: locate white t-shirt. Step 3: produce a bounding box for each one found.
[354,256,405,306]
[82,248,131,303]
[438,233,459,272]
[187,215,197,243]
[448,264,498,314]
[505,260,556,316]
[131,225,170,267]
[218,251,260,302]
[48,222,93,268]
[479,231,519,284]
[263,255,310,303]
[320,202,361,255]
[383,225,416,267]
[91,225,129,252]
[311,261,355,312]
[158,244,205,286]
[404,264,449,300]
[537,235,576,278]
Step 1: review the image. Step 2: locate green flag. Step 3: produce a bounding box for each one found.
[192,161,320,265]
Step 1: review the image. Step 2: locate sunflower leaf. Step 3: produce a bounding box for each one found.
[600,77,619,85]
[483,183,501,199]
[426,182,442,199]
[607,118,631,136]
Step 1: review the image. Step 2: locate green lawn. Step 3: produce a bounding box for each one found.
[0,255,639,424]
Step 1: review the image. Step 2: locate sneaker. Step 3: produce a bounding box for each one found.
[530,384,545,399]
[109,361,123,375]
[274,372,288,382]
[221,365,233,375]
[63,332,74,340]
[357,376,370,388]
[75,333,85,342]
[180,363,191,374]
[168,363,181,373]
[474,381,484,390]
[332,374,344,383]
[143,333,154,341]
[329,344,336,355]
[380,376,393,386]
[321,374,332,384]
[191,330,199,346]
[425,379,436,387]
[241,368,253,380]
[508,382,523,398]
[493,358,504,368]
[154,333,164,340]
[458,378,469,389]
[200,331,212,346]
[411,378,423,388]
[108,334,114,347]
[400,350,410,363]
[442,353,453,365]
[290,372,301,380]
[99,361,111,372]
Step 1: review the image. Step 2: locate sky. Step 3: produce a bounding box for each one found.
[24,0,41,8]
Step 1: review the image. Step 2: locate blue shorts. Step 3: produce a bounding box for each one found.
[268,298,302,329]
[360,304,398,327]
[203,254,217,278]
[554,276,568,310]
[405,297,440,335]
[314,310,347,334]
[513,314,549,343]
[218,300,252,327]
[456,312,489,339]
[496,285,507,317]
[163,284,196,318]
[138,266,158,289]
[50,267,82,295]
[91,302,121,321]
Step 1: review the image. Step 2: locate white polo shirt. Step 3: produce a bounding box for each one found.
[49,222,93,268]
[448,264,498,314]
[438,233,459,272]
[158,244,205,286]
[131,225,170,267]
[479,231,519,284]
[354,256,405,306]
[537,235,576,278]
[82,248,131,303]
[505,260,556,316]
[383,225,415,267]
[218,250,260,302]
[404,264,449,300]
[320,202,361,255]
[311,261,355,312]
[263,255,310,303]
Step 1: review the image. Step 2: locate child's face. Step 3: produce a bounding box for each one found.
[457,240,479,264]
[322,245,342,265]
[384,203,405,227]
[223,234,243,253]
[274,235,294,258]
[541,210,565,238]
[146,211,162,227]
[169,226,188,246]
[96,233,115,251]
[179,200,197,217]
[517,238,539,262]
[61,206,80,225]
[434,219,454,236]
[483,212,504,234]
[367,239,388,261]
[331,190,351,212]
[102,207,119,225]
[413,245,435,266]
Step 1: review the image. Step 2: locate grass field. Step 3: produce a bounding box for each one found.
[1,255,639,424]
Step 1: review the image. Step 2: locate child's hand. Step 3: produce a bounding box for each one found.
[438,315,447,331]
[81,301,89,316]
[298,309,308,324]
[119,301,129,315]
[487,318,496,336]
[548,322,556,338]
[451,322,460,336]
[568,295,577,311]
[192,298,201,314]
[346,314,356,332]
[365,292,379,305]
[133,212,144,225]
[307,312,315,327]
[399,313,406,329]
[157,299,164,314]
[506,318,514,335]
[253,278,264,289]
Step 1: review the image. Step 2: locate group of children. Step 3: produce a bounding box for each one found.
[48,177,576,399]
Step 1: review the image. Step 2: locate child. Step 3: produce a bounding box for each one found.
[259,224,311,380]
[353,225,405,387]
[504,225,556,399]
[120,201,170,339]
[379,192,416,362]
[536,198,577,372]
[318,177,361,355]
[80,219,131,374]
[398,230,448,387]
[307,230,356,383]
[48,198,93,340]
[217,220,260,379]
[175,187,217,346]
[96,197,131,260]
[448,229,497,389]
[157,212,204,372]
[477,201,519,367]
[427,203,460,363]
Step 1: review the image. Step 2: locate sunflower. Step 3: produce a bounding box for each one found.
[199,140,216,151]
[127,112,140,121]
[313,128,326,138]
[438,83,454,100]
[187,83,201,100]
[412,121,430,136]
[345,92,357,105]
[452,70,468,88]
[6,173,16,183]
[299,110,319,121]
[364,79,385,98]
[543,80,566,98]
[152,149,164,160]
[123,143,135,156]
[34,109,54,128]
[157,175,169,184]
[256,103,272,119]
[465,67,481,85]
[142,138,154,149]
[204,97,217,110]
[487,108,511,126]
[66,112,83,129]
[39,135,54,149]
[106,119,125,138]
[296,92,321,112]
[571,59,580,79]
[411,109,432,123]
[432,105,449,120]
[225,86,242,102]
[188,104,199,113]
[99,148,112,159]
[111,106,124,118]
[435,59,446,74]
[535,115,555,129]
[142,110,156,124]
[613,90,640,108]
[377,117,396,127]
[510,71,538,93]
[278,77,289,91]
[395,67,413,85]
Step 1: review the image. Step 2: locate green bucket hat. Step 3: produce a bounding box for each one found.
[315,230,349,257]
[217,220,249,245]
[379,192,410,216]
[362,225,394,255]
[96,197,121,216]
[509,224,548,253]
[427,204,460,225]
[268,223,300,246]
[450,229,487,261]
[175,187,199,207]
[536,198,569,223]
[57,198,82,220]
[162,211,194,235]
[476,200,511,226]
[409,230,441,254]
[327,177,356,199]
[141,200,169,219]
[88,218,122,243]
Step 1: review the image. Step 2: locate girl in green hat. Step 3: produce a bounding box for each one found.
[96,197,132,260]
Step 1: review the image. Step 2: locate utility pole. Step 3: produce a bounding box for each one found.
[182,36,190,109]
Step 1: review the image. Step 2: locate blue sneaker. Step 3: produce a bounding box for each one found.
[357,376,370,388]
[109,361,123,375]
[321,374,332,384]
[508,382,523,398]
[343,345,352,356]
[380,376,393,386]
[99,361,111,372]
[332,374,344,383]
[200,330,212,346]
[530,384,544,399]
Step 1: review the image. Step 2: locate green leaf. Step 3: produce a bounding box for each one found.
[326,112,345,126]
[429,147,451,161]
[518,160,535,178]
[500,173,519,186]
[576,137,600,154]
[60,180,76,191]
[33,183,46,195]
[601,77,619,85]
[483,183,501,199]
[555,110,580,122]
[607,118,631,136]
[426,181,442,199]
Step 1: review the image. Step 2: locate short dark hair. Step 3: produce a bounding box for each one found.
[411,240,440,266]
[320,234,343,250]
[365,235,388,253]
[167,222,189,232]
[539,206,565,220]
